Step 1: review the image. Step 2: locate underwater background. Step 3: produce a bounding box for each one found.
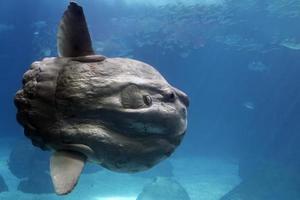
[0,0,300,199]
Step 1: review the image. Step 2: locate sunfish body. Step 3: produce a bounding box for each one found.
[14,2,189,195]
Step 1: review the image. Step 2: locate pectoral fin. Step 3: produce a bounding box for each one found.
[50,150,86,195]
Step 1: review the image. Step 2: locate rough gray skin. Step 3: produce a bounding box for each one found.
[15,56,189,172]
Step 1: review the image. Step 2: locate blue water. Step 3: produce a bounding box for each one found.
[1,0,300,199]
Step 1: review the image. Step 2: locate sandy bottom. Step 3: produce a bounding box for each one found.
[0,138,240,200]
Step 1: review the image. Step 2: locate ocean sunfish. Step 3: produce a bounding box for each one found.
[14,2,189,195]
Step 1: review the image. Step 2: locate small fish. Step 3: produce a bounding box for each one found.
[280,38,300,50]
[243,102,255,110]
[248,61,268,72]
[0,24,14,32]
[32,20,47,29]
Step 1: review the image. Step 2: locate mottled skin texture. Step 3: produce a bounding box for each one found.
[15,56,189,172]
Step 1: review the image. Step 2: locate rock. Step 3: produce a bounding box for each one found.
[18,173,53,194]
[8,140,53,194]
[136,177,190,200]
[8,140,50,179]
[220,165,300,200]
[0,175,8,193]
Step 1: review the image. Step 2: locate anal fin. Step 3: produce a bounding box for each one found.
[50,150,86,195]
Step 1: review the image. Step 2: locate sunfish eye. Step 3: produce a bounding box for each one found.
[143,95,152,106]
[121,85,145,109]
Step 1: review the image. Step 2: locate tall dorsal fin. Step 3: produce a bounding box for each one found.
[57,2,95,57]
